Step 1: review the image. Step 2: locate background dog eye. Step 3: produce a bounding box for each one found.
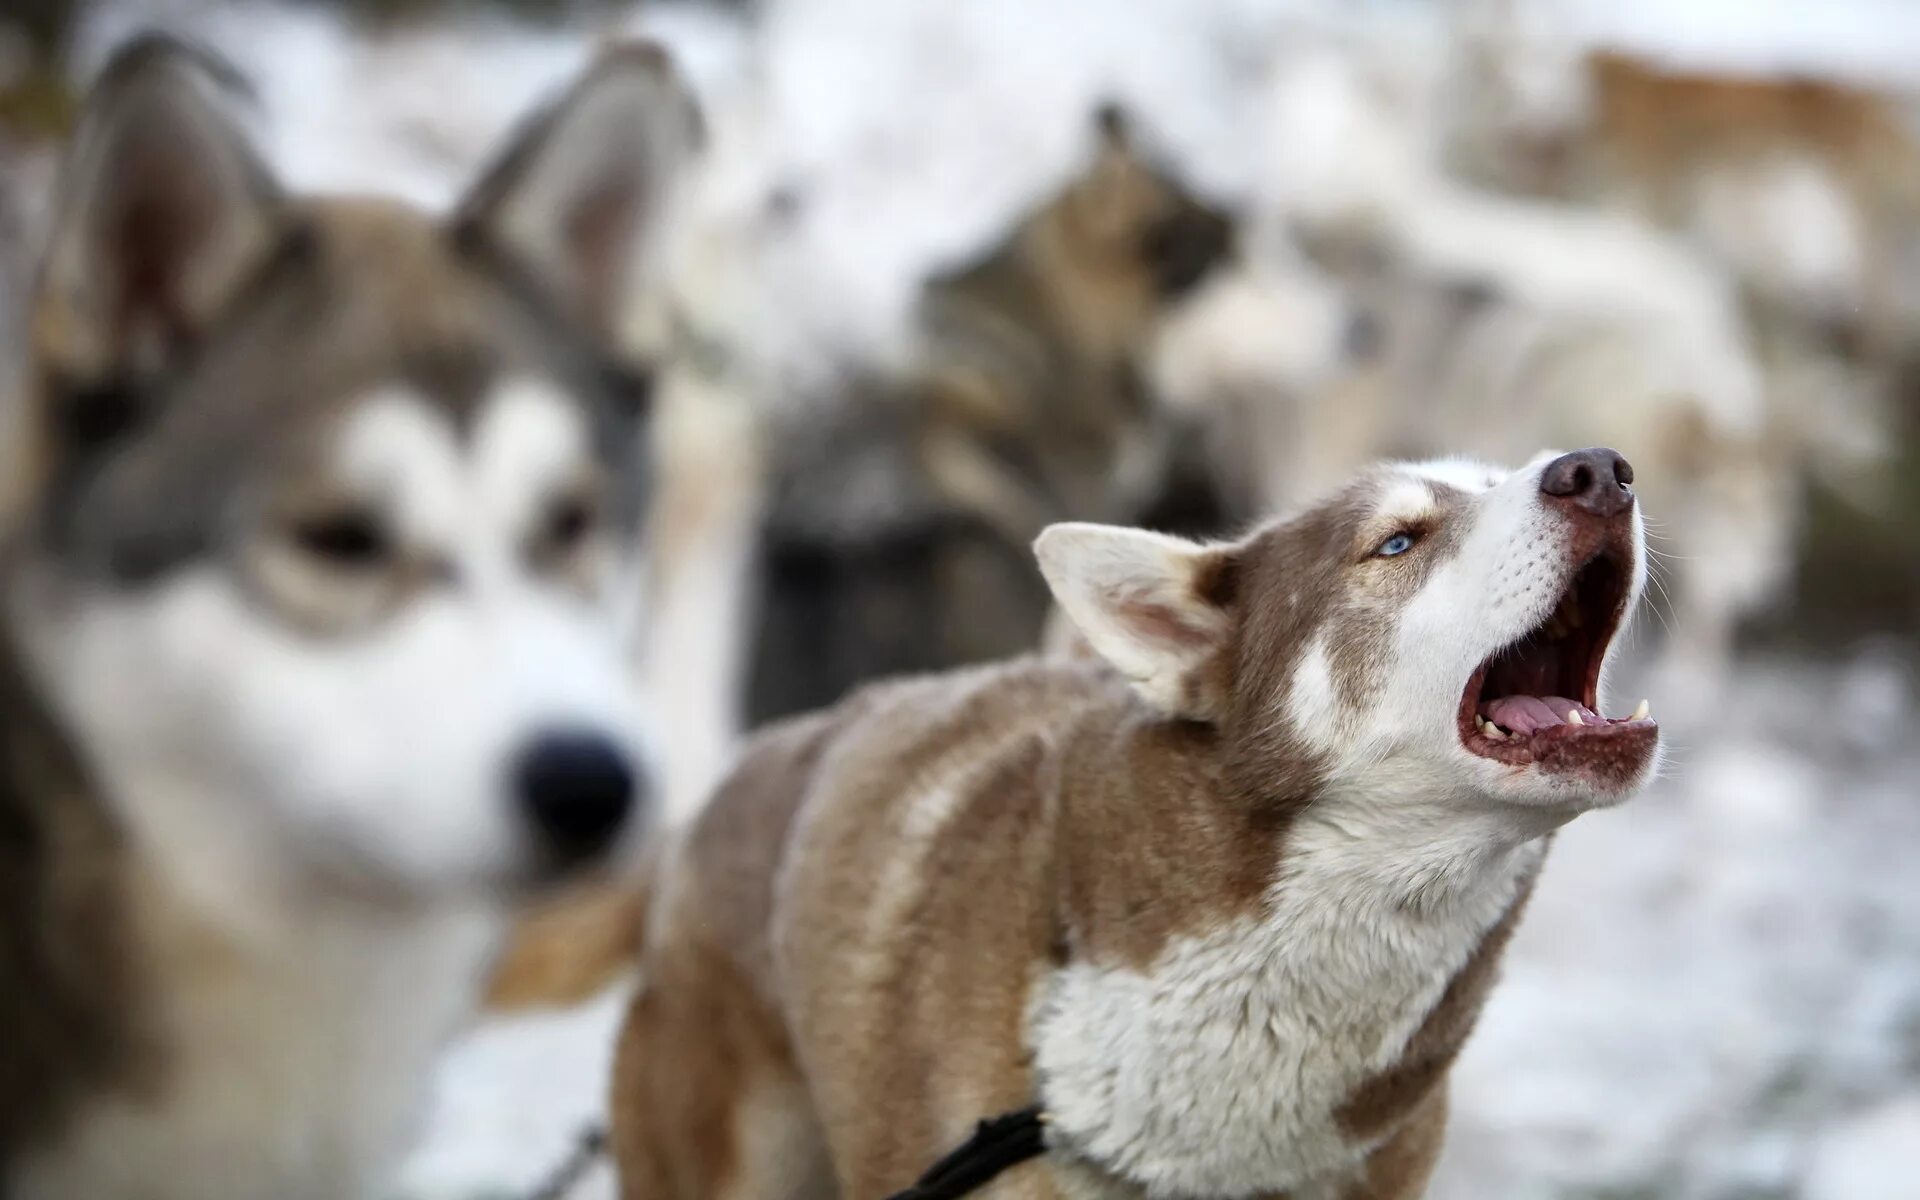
[1376,531,1418,557]
[292,510,391,568]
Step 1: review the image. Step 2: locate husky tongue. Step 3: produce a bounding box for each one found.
[1485,695,1600,735]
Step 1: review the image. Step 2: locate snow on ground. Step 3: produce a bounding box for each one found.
[396,982,634,1200]
[1432,646,1920,1199]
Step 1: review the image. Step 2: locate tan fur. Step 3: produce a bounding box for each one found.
[912,108,1236,542]
[610,712,842,1200]
[1584,51,1920,222]
[483,872,651,1012]
[1467,48,1920,349]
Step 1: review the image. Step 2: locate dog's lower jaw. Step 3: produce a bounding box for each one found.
[10,858,501,1200]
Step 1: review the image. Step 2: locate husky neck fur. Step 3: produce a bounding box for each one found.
[0,36,699,1199]
[611,450,1661,1200]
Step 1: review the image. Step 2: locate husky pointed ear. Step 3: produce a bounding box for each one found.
[1076,101,1142,239]
[1035,522,1239,721]
[1093,100,1133,150]
[452,42,702,339]
[35,34,281,423]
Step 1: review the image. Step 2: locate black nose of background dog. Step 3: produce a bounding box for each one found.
[1540,447,1635,518]
[514,730,638,864]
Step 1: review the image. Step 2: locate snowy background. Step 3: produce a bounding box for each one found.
[3,2,1919,1198]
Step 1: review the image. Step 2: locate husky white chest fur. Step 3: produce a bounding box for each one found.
[1030,823,1546,1198]
[611,447,1662,1200]
[1,35,701,1199]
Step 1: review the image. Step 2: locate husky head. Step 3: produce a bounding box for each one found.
[4,37,701,903]
[1046,102,1239,305]
[925,101,1240,341]
[1038,449,1661,817]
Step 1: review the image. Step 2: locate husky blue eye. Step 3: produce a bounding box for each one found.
[1377,532,1417,557]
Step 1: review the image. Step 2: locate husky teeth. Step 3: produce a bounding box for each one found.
[1483,723,1505,740]
[1630,698,1650,721]
[1566,709,1584,726]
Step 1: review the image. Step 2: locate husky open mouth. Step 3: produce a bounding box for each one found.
[1457,550,1656,769]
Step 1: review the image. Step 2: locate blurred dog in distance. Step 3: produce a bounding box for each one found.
[738,104,1241,726]
[0,35,697,1199]
[1448,26,1920,355]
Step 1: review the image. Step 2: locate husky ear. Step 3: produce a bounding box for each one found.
[35,35,281,415]
[452,42,702,340]
[1035,522,1238,721]
[1073,101,1146,242]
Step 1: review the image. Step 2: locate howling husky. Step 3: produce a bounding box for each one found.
[611,447,1660,1200]
[0,36,698,1200]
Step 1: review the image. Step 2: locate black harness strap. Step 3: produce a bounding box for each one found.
[519,1108,1045,1200]
[524,1123,608,1200]
[884,1106,1049,1200]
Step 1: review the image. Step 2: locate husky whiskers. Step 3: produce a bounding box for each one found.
[611,448,1660,1200]
[1,36,697,1199]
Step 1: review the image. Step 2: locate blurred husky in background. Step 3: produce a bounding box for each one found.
[0,35,696,1199]
[740,104,1240,725]
[1447,14,1920,354]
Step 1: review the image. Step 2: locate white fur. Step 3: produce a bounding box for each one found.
[1031,801,1547,1198]
[634,367,769,822]
[1691,153,1865,321]
[1149,256,1354,417]
[1372,477,1438,523]
[340,379,594,561]
[9,381,653,1200]
[1405,456,1508,494]
[1286,635,1344,754]
[1034,524,1227,717]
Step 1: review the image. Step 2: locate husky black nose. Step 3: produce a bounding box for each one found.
[1540,447,1635,518]
[514,731,637,863]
